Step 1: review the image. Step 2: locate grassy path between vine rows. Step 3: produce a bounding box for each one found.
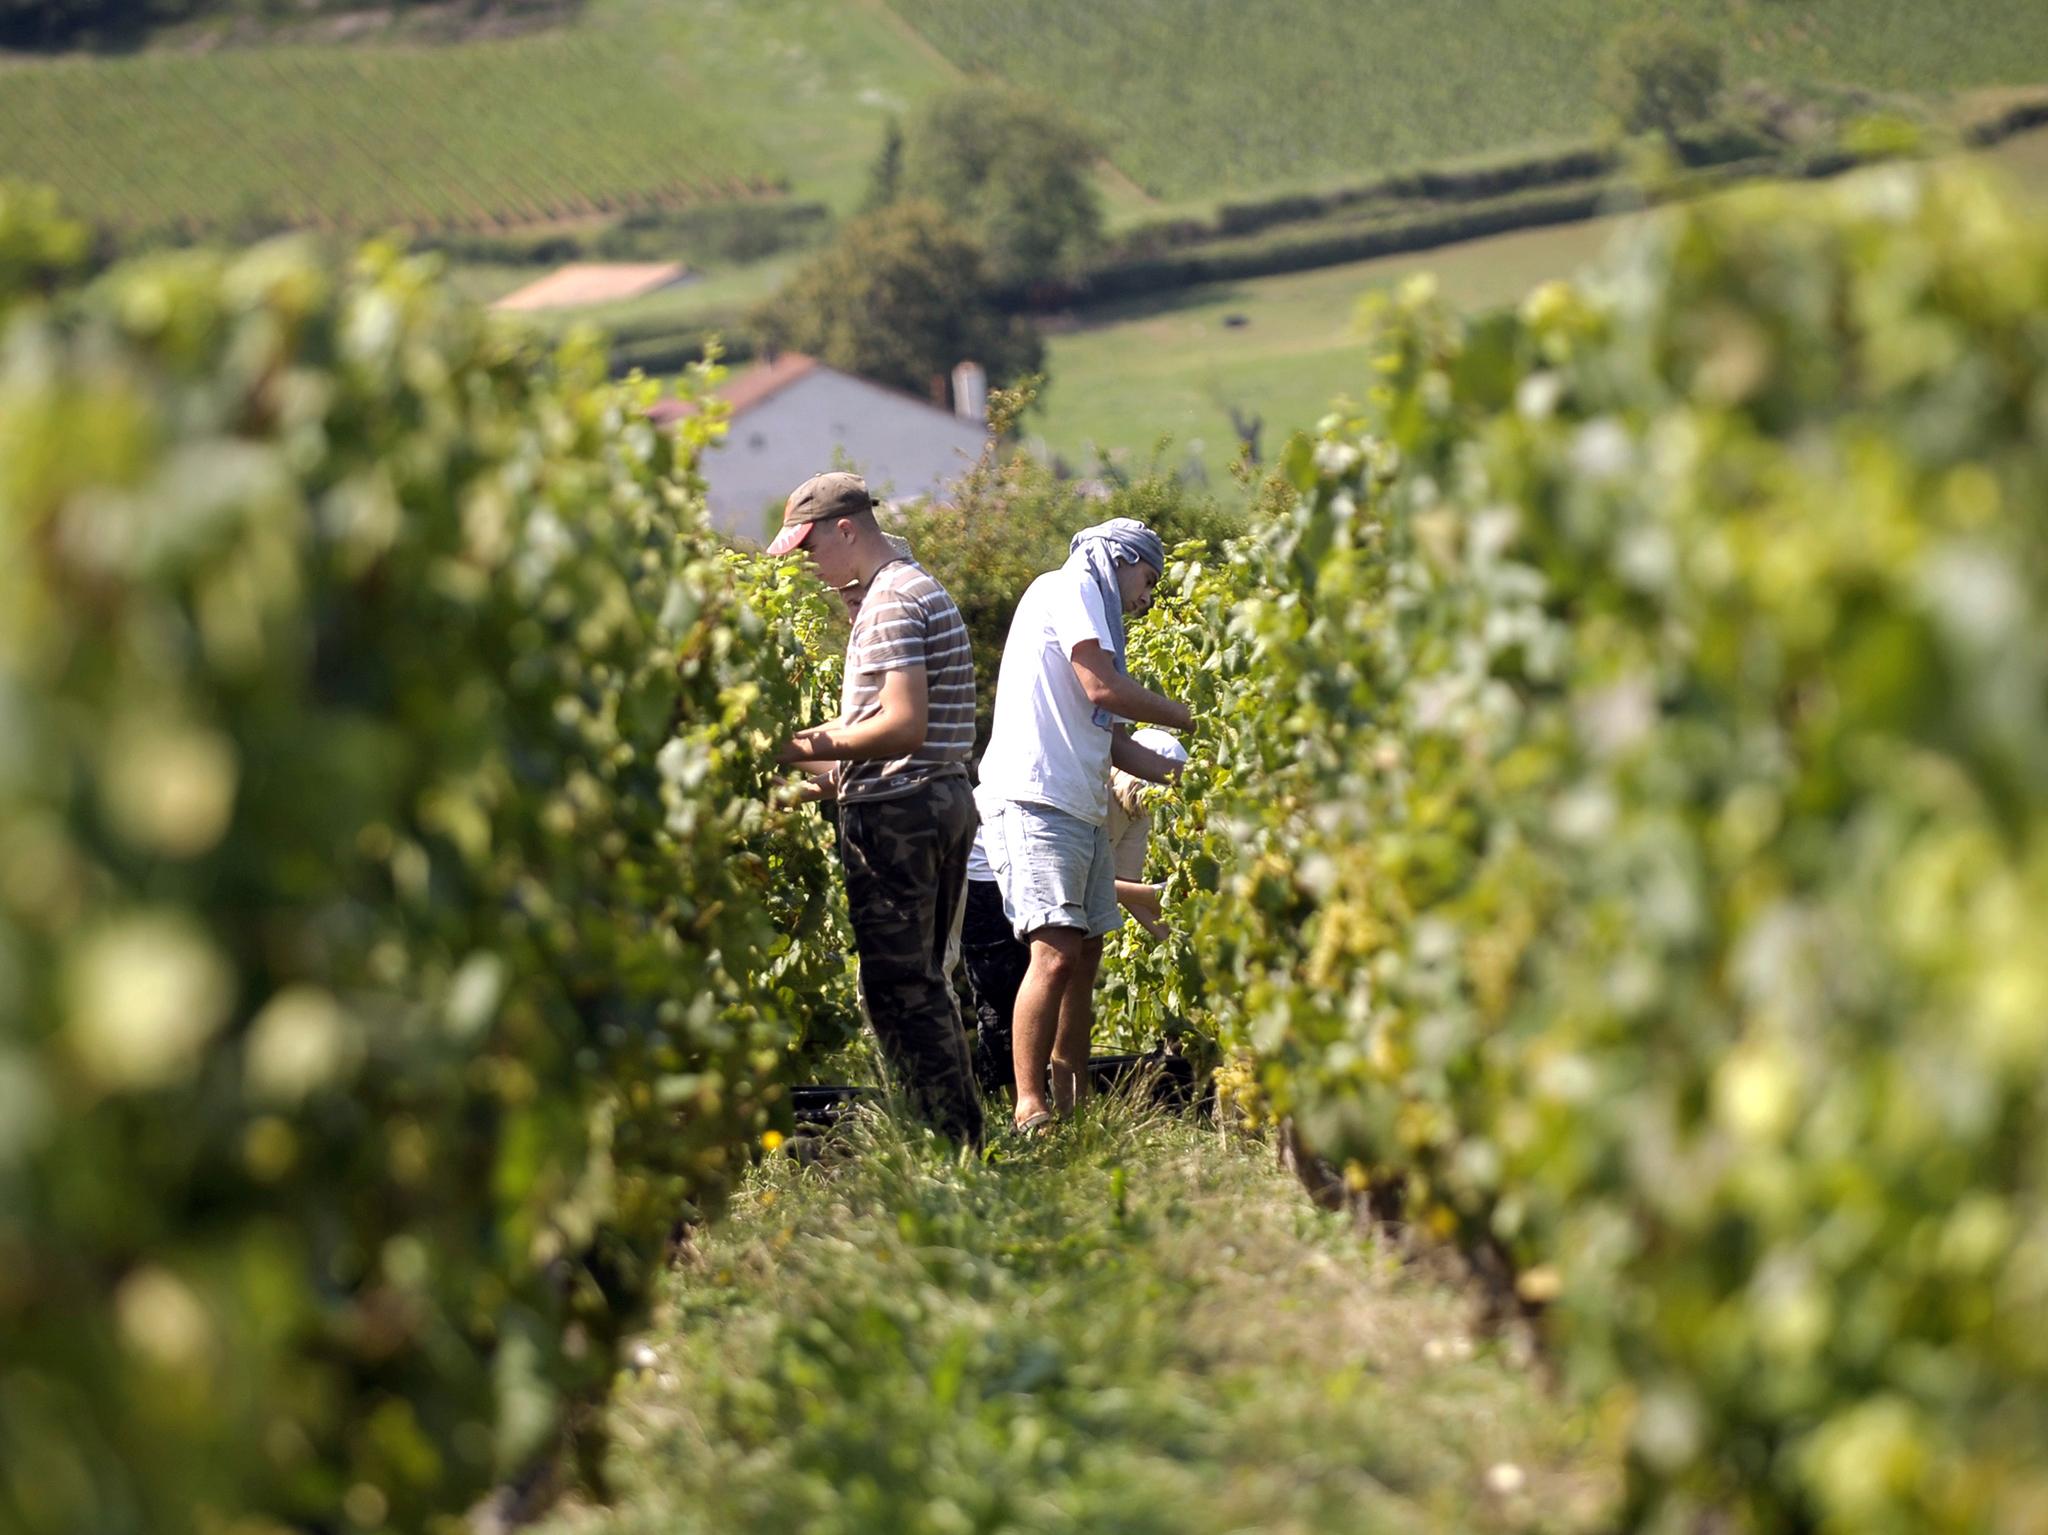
[536,1105,1620,1535]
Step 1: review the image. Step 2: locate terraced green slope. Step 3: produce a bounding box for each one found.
[7,0,2045,239]
[0,0,957,236]
[885,0,2048,198]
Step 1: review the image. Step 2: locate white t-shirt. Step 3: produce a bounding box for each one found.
[975,565,1121,825]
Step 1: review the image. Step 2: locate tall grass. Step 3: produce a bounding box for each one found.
[540,1102,1617,1534]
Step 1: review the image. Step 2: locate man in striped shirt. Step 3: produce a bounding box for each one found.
[771,472,983,1148]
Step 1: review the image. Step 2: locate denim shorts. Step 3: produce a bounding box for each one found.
[981,799,1118,940]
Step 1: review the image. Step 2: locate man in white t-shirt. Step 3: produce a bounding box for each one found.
[975,518,1192,1133]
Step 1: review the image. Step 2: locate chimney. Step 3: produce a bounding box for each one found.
[951,359,988,425]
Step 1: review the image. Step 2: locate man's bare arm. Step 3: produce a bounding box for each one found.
[1116,880,1167,940]
[780,668,929,762]
[1110,728,1184,784]
[1070,641,1192,732]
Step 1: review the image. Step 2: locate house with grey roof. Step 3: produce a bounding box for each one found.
[649,354,991,541]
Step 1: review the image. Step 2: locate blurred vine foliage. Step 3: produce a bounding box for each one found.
[0,183,850,1534]
[1118,168,2048,1532]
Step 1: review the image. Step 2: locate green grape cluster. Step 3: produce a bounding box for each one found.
[1146,169,2048,1532]
[0,195,837,1532]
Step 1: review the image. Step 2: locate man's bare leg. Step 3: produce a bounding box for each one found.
[1011,926,1086,1128]
[1049,935,1103,1113]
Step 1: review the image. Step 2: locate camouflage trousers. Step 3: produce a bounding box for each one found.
[837,770,984,1148]
[960,876,1027,1096]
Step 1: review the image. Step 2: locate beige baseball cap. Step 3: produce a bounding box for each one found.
[767,471,875,556]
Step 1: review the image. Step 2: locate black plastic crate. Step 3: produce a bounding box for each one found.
[787,1045,1205,1133]
[1085,1047,1202,1109]
[788,1083,882,1130]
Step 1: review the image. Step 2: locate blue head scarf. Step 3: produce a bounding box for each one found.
[1066,517,1166,729]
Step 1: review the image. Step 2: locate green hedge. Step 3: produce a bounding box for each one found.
[0,186,842,1533]
[421,198,829,273]
[604,321,756,382]
[1083,118,1796,294]
[1025,183,1613,310]
[1041,140,1879,312]
[1207,143,1620,241]
[1144,167,2048,1530]
[1959,89,2048,148]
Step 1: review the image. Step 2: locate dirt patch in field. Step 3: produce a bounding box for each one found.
[491,262,693,312]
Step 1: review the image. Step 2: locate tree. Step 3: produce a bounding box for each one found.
[1598,16,1726,142]
[752,200,1043,402]
[899,86,1104,289]
[861,115,905,213]
[0,0,231,48]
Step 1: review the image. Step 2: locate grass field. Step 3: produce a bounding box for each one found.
[1980,117,2048,198]
[0,0,958,236]
[887,0,2048,200]
[536,1104,1617,1534]
[1029,214,1632,482]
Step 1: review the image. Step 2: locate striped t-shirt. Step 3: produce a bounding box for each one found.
[837,558,976,802]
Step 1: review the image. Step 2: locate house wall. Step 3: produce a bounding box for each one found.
[701,371,989,540]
